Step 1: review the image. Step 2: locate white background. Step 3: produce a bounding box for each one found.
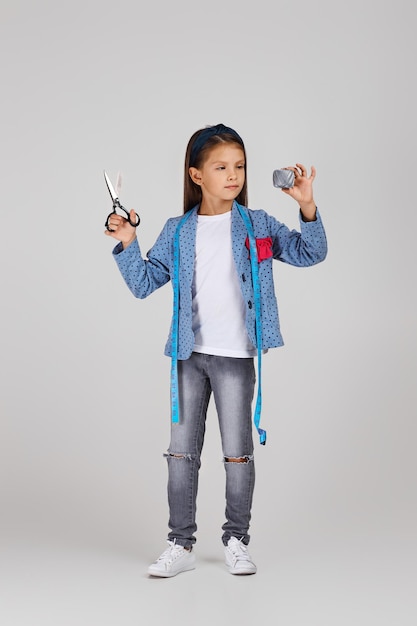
[1,1,416,624]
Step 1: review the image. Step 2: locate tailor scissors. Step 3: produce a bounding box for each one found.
[104,170,140,232]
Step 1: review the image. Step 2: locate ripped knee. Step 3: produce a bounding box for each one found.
[223,454,254,464]
[163,451,194,461]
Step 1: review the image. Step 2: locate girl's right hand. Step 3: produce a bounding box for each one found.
[104,209,137,248]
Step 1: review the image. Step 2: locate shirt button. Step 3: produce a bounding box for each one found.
[248,301,252,309]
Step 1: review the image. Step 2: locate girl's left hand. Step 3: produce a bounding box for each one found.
[282,164,316,219]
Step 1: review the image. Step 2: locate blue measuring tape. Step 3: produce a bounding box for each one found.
[170,203,266,445]
[236,203,266,445]
[171,210,194,423]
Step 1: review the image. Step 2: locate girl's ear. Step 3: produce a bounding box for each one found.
[189,167,202,185]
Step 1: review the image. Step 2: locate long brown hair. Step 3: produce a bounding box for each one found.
[183,126,248,213]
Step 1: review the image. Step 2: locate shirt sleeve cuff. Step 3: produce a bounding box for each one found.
[112,238,140,257]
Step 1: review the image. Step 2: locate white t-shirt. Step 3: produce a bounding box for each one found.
[192,211,256,358]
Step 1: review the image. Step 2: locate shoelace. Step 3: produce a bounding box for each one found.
[156,540,185,565]
[227,538,252,564]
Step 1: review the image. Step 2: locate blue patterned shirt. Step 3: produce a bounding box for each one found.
[113,203,327,359]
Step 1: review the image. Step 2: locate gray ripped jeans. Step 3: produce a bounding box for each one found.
[164,352,256,548]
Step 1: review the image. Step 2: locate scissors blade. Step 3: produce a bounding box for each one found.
[115,171,122,197]
[104,170,118,202]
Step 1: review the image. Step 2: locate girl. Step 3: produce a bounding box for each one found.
[105,123,327,577]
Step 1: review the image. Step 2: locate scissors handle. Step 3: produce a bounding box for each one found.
[105,200,140,232]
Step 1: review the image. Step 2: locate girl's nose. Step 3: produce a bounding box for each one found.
[228,170,237,180]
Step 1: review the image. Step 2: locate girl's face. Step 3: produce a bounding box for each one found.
[189,143,245,205]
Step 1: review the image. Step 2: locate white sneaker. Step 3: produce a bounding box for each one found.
[148,540,196,578]
[224,537,257,575]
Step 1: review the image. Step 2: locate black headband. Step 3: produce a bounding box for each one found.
[189,124,243,166]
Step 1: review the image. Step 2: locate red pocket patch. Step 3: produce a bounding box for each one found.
[245,236,273,262]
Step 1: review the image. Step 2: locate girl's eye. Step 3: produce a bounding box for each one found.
[217,166,225,170]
